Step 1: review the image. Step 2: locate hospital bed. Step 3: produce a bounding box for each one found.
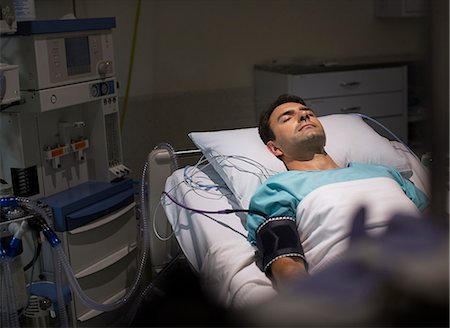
[147,114,430,308]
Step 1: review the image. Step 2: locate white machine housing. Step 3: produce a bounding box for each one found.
[0,18,128,198]
[7,29,115,92]
[0,63,20,105]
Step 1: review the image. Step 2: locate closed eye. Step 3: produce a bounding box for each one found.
[281,115,292,123]
[278,110,295,123]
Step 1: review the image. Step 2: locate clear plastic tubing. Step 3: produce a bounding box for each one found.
[17,190,150,312]
[53,250,69,327]
[0,251,20,328]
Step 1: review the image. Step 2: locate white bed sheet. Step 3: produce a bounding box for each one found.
[164,165,246,270]
[162,142,429,308]
[163,165,275,307]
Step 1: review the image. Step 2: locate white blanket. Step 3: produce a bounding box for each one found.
[297,177,423,274]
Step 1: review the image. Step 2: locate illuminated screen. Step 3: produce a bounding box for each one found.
[65,36,91,76]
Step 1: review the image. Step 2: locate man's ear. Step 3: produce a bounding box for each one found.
[267,140,283,157]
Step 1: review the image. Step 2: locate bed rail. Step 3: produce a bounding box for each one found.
[147,147,201,273]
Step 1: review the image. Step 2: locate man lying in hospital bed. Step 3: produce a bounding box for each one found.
[246,94,428,287]
[161,94,430,308]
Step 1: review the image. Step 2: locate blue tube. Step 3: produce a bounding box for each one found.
[7,237,22,257]
[0,197,18,208]
[39,221,61,248]
[6,221,28,257]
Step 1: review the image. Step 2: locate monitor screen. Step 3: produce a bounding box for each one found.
[65,36,91,76]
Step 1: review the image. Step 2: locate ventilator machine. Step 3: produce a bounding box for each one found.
[0,15,148,327]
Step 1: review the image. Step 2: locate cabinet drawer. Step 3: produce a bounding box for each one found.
[306,92,404,117]
[67,203,137,275]
[290,67,405,99]
[74,249,137,321]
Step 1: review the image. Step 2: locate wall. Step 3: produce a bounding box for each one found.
[35,0,427,177]
[427,0,449,217]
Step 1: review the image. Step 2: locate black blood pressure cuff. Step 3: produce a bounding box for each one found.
[255,217,308,275]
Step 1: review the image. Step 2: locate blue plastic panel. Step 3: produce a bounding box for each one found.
[16,17,116,35]
[40,179,134,232]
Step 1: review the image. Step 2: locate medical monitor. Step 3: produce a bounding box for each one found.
[64,36,91,76]
[4,18,116,90]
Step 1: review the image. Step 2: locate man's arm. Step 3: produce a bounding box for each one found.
[271,257,307,288]
[247,176,308,285]
[254,217,308,286]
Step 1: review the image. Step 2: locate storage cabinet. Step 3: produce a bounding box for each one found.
[66,202,138,324]
[254,64,408,142]
[40,179,138,327]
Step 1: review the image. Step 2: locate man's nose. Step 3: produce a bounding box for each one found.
[299,112,311,122]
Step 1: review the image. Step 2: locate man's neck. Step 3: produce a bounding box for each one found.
[285,153,340,171]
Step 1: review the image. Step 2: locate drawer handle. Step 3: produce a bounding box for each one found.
[340,81,361,88]
[340,106,361,113]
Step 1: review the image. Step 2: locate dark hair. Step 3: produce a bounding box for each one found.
[258,94,306,144]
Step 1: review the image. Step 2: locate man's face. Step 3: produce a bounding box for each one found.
[267,102,326,159]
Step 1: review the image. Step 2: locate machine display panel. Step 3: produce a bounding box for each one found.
[64,36,91,76]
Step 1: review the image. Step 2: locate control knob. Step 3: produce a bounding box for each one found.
[97,61,112,75]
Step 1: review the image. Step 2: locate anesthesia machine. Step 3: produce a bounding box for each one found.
[0,17,146,327]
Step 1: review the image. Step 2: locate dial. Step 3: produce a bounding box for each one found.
[90,84,99,97]
[100,83,109,95]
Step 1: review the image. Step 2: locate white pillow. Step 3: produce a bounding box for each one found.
[189,114,411,208]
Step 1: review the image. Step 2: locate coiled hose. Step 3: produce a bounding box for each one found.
[0,249,20,328]
[16,191,150,313]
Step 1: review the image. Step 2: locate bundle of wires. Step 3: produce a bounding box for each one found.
[154,154,270,241]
